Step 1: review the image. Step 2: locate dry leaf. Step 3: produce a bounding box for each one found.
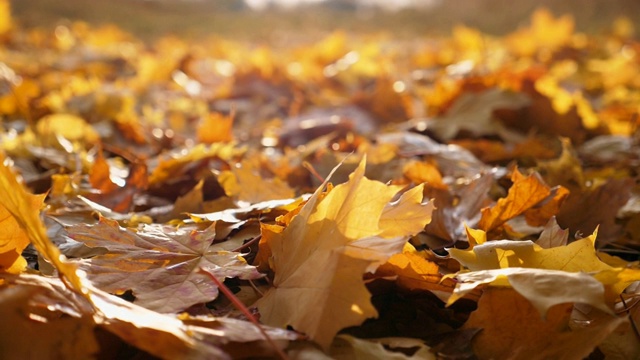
[0,273,230,359]
[67,217,262,312]
[197,112,234,143]
[447,267,613,315]
[426,88,530,141]
[478,169,552,232]
[256,158,433,349]
[330,335,435,360]
[0,155,83,292]
[374,243,455,296]
[462,288,624,360]
[218,157,295,204]
[536,216,569,248]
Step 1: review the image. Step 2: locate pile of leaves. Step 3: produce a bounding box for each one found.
[1,2,639,358]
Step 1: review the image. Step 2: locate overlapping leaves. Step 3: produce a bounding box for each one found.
[1,3,639,359]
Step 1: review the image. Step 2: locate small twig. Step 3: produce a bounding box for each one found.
[620,294,640,341]
[232,234,262,253]
[248,279,265,297]
[101,142,141,164]
[302,161,325,183]
[199,269,289,360]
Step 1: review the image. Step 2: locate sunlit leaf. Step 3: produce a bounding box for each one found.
[0,154,83,292]
[478,168,552,232]
[256,158,433,349]
[67,217,262,313]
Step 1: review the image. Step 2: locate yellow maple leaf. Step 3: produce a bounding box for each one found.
[218,157,295,204]
[256,158,433,349]
[448,229,640,312]
[450,230,609,272]
[0,155,83,292]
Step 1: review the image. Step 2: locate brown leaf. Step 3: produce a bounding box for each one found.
[0,273,230,359]
[422,173,493,247]
[536,216,569,248]
[67,217,262,313]
[462,288,625,360]
[425,88,530,141]
[557,178,633,243]
[87,159,148,213]
[0,276,99,359]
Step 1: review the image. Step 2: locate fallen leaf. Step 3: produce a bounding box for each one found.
[148,143,245,187]
[422,173,493,247]
[537,138,585,192]
[448,230,609,273]
[447,267,613,315]
[87,158,148,213]
[536,216,569,248]
[556,178,633,244]
[35,113,100,148]
[462,287,624,360]
[374,243,455,296]
[197,111,234,144]
[478,168,552,233]
[218,157,295,204]
[402,160,445,188]
[524,185,569,227]
[0,276,99,359]
[88,149,118,194]
[67,216,262,313]
[330,335,435,360]
[256,158,433,349]
[376,132,488,179]
[426,88,530,141]
[0,273,230,359]
[0,155,83,292]
[598,283,640,359]
[0,185,39,274]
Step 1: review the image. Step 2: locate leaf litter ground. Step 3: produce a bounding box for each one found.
[0,3,640,359]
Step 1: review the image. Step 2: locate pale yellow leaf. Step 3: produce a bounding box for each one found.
[256,158,433,349]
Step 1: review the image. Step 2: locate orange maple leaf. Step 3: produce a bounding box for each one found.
[478,168,560,232]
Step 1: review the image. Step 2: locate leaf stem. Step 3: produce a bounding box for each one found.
[302,161,325,183]
[232,234,262,253]
[620,294,640,341]
[199,269,289,360]
[248,279,264,297]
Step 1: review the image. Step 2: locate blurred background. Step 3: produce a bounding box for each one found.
[11,0,640,41]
